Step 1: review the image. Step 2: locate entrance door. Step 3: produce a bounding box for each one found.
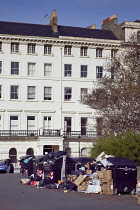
[43,145,53,155]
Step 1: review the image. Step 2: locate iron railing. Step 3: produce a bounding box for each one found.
[0,130,97,138]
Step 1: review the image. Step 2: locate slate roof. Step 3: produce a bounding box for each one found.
[0,21,118,40]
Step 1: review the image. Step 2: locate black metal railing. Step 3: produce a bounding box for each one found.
[0,130,39,137]
[63,131,97,138]
[0,130,97,138]
[42,129,61,136]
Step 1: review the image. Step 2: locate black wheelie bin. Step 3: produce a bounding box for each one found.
[106,157,137,194]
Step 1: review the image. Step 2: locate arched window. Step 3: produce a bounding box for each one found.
[81,148,88,157]
[65,148,71,157]
[26,148,34,155]
[9,148,17,163]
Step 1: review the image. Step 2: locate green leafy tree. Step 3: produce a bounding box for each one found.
[90,132,140,165]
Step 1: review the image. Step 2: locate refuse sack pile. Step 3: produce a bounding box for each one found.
[19,151,138,195]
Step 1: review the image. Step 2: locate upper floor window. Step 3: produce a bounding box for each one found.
[43,116,52,129]
[27,116,35,130]
[111,49,118,58]
[10,116,18,130]
[10,85,19,99]
[96,48,103,58]
[44,87,52,100]
[28,44,36,54]
[44,63,52,77]
[81,88,88,102]
[0,42,2,52]
[11,62,19,75]
[81,65,87,78]
[64,87,72,101]
[80,47,87,56]
[28,86,36,100]
[64,64,72,77]
[0,61,2,74]
[44,45,52,55]
[0,85,1,99]
[96,66,103,78]
[0,115,1,129]
[28,63,36,76]
[11,43,19,53]
[64,46,72,56]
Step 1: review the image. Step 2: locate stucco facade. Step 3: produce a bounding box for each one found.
[0,12,123,161]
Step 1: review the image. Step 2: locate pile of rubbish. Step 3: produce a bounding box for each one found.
[20,152,138,195]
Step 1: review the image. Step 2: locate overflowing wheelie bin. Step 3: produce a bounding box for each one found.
[105,157,137,194]
[19,155,35,178]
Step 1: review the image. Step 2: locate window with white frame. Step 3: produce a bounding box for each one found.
[111,49,118,58]
[44,87,52,100]
[64,64,72,77]
[81,88,88,101]
[80,47,87,56]
[10,116,18,130]
[28,86,36,100]
[64,87,72,101]
[96,48,103,58]
[28,63,36,76]
[27,44,36,54]
[44,45,52,55]
[11,62,19,75]
[0,61,2,74]
[81,117,87,135]
[0,85,1,99]
[10,85,19,99]
[96,66,103,78]
[81,65,87,78]
[0,115,1,130]
[44,63,52,76]
[0,42,2,52]
[64,117,72,132]
[11,43,19,53]
[64,45,72,55]
[27,116,35,130]
[43,116,52,129]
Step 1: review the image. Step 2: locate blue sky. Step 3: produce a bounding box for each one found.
[0,0,140,29]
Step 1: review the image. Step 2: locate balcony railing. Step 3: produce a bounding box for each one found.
[0,130,39,137]
[63,131,97,138]
[0,130,98,138]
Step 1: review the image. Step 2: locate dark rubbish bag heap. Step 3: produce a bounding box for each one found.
[19,151,138,195]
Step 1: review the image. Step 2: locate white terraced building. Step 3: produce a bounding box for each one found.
[0,11,139,163]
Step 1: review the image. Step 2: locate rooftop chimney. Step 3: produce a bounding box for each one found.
[102,14,118,30]
[50,10,58,32]
[87,24,96,29]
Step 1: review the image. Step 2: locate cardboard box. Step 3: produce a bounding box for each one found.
[86,169,92,175]
[74,174,92,186]
[102,170,112,182]
[102,181,114,195]
[77,181,88,192]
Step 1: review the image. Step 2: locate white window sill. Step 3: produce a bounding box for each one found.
[10,52,21,55]
[42,100,54,102]
[26,53,38,56]
[63,55,74,57]
[26,100,38,102]
[63,101,75,103]
[79,56,90,58]
[43,54,54,56]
